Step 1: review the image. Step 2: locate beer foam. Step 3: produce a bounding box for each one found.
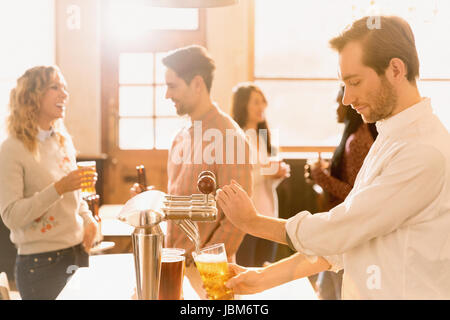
[194,253,227,264]
[162,255,184,263]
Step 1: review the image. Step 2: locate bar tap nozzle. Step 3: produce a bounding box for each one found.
[116,171,218,300]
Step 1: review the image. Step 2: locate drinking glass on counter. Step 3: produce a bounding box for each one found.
[192,243,234,300]
[159,248,186,300]
[85,194,102,246]
[76,161,97,198]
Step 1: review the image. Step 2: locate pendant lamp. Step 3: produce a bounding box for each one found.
[148,0,238,8]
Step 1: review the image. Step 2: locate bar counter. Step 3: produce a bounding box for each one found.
[57,253,317,300]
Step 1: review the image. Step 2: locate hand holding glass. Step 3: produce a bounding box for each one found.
[77,161,97,197]
[192,243,234,300]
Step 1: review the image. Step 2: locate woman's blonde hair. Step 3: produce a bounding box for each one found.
[7,65,71,155]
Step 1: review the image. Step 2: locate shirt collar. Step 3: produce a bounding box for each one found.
[37,127,55,142]
[375,97,432,136]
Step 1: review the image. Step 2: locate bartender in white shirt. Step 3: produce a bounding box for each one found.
[216,15,450,299]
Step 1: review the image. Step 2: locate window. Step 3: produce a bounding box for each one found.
[117,52,189,150]
[101,0,205,202]
[108,4,198,34]
[104,3,199,150]
[0,0,55,143]
[254,0,450,147]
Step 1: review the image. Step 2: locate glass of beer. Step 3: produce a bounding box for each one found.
[192,243,234,300]
[76,161,97,198]
[159,248,185,300]
[85,194,103,246]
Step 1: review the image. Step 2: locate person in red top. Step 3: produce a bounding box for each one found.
[308,85,378,299]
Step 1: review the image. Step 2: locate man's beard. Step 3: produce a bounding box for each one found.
[175,103,188,116]
[175,102,194,116]
[176,105,187,116]
[363,76,398,123]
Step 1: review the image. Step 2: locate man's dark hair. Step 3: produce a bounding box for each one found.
[162,45,216,92]
[329,16,420,84]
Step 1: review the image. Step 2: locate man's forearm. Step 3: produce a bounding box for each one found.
[245,214,288,245]
[243,214,332,280]
[259,252,331,291]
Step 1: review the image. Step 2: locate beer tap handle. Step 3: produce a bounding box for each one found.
[197,172,216,195]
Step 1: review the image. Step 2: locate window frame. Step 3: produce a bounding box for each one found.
[250,0,450,154]
[101,1,206,153]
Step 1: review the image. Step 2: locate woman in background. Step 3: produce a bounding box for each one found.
[231,82,290,267]
[0,66,98,299]
[308,85,378,299]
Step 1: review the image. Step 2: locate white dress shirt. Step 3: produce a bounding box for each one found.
[286,98,450,299]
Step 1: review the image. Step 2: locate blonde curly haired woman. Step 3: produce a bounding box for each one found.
[0,66,98,299]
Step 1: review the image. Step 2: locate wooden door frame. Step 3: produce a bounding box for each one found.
[100,1,206,203]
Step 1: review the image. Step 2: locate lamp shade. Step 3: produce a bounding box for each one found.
[149,0,238,8]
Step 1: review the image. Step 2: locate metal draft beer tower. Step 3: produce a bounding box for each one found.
[120,171,218,300]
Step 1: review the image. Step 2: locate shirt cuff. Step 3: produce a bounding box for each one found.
[79,211,93,224]
[285,211,318,264]
[78,198,94,226]
[286,211,344,272]
[323,255,344,273]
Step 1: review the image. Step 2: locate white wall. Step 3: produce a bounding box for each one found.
[206,0,252,114]
[55,0,101,156]
[0,0,55,143]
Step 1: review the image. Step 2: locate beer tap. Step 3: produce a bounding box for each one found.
[173,220,200,253]
[165,171,216,253]
[117,171,218,300]
[119,171,217,227]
